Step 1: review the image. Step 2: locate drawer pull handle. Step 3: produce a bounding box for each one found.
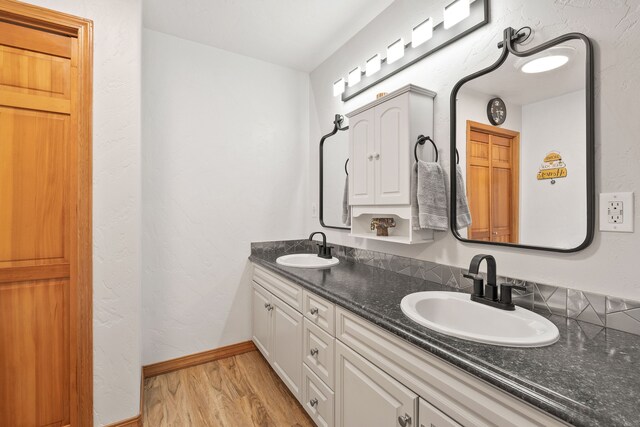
[310,348,319,356]
[310,307,319,315]
[264,303,273,311]
[398,414,411,427]
[309,398,318,407]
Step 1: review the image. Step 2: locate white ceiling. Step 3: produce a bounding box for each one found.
[143,0,394,72]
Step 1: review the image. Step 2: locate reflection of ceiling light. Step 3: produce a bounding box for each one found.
[366,54,381,76]
[444,0,470,29]
[348,67,362,87]
[387,38,405,64]
[412,18,433,47]
[515,46,575,74]
[333,78,345,97]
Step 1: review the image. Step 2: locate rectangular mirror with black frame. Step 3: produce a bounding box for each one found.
[320,114,350,230]
[450,27,594,252]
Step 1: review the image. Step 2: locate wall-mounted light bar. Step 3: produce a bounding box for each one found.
[335,0,489,102]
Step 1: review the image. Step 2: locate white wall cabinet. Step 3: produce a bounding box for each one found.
[252,265,567,427]
[346,84,436,244]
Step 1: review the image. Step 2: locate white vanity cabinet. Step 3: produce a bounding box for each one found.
[346,84,436,244]
[251,265,568,427]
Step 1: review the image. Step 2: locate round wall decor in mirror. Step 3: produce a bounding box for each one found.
[450,27,594,252]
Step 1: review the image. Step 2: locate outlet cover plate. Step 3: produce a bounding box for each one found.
[600,192,634,232]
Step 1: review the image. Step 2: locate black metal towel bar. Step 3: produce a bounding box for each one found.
[414,135,438,163]
[414,135,459,164]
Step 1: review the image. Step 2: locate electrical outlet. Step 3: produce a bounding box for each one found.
[311,203,318,218]
[600,192,634,232]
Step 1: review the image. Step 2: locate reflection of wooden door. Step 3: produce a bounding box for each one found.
[466,121,519,243]
[0,2,93,426]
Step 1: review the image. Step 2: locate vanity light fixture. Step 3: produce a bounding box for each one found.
[366,54,381,76]
[348,66,362,87]
[336,0,489,101]
[333,78,345,96]
[443,0,470,29]
[515,46,575,74]
[412,17,433,47]
[387,38,405,64]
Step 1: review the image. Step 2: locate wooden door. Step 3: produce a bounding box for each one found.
[466,121,519,243]
[348,109,375,205]
[271,294,303,400]
[374,94,410,205]
[252,282,272,360]
[335,341,417,427]
[0,2,92,426]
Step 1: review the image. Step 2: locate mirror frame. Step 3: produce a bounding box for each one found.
[449,27,595,253]
[319,114,350,230]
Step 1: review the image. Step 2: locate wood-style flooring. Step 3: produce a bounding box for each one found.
[143,350,315,427]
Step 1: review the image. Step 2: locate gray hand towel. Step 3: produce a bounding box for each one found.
[342,176,351,226]
[411,163,420,230]
[417,160,448,231]
[455,164,472,230]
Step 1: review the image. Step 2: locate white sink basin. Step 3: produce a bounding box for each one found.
[276,253,339,269]
[400,292,559,347]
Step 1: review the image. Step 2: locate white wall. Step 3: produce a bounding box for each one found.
[24,0,143,425]
[309,0,640,300]
[521,90,587,247]
[142,30,309,365]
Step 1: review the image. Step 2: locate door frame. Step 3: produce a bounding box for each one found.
[466,120,520,244]
[0,1,93,425]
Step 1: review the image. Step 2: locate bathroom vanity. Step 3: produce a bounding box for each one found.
[249,245,640,427]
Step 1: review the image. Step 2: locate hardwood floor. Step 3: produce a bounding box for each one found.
[143,350,315,427]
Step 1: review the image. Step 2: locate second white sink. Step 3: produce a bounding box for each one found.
[400,291,559,347]
[276,253,339,269]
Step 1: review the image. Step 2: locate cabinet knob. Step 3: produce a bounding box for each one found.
[374,153,380,160]
[310,348,319,356]
[398,414,412,427]
[264,303,273,311]
[309,307,319,315]
[368,154,374,161]
[309,398,318,407]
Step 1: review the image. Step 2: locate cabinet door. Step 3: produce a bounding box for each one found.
[336,341,417,427]
[271,295,303,400]
[419,399,462,427]
[252,282,272,360]
[349,108,376,205]
[374,94,410,205]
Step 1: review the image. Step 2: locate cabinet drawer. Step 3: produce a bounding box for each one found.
[302,364,334,427]
[253,265,302,311]
[336,308,567,427]
[336,340,417,427]
[303,319,335,389]
[419,398,461,427]
[303,290,335,335]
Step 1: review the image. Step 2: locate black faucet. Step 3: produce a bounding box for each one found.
[309,232,334,260]
[463,254,525,311]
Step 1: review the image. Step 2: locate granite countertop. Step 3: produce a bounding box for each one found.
[249,251,640,427]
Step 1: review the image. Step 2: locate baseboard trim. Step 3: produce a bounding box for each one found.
[142,340,257,378]
[104,414,142,427]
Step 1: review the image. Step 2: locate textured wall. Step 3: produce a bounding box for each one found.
[23,0,143,425]
[142,30,309,365]
[309,0,640,300]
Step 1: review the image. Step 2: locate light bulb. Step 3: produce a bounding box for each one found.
[366,54,381,76]
[444,0,470,29]
[333,78,345,97]
[412,18,433,47]
[387,38,405,64]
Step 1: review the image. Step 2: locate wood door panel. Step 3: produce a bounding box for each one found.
[0,107,68,265]
[467,165,490,240]
[0,279,70,427]
[0,45,70,98]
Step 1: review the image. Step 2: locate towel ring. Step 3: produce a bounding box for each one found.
[414,135,438,163]
[345,158,349,176]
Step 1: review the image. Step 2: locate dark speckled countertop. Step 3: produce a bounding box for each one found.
[250,252,640,427]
